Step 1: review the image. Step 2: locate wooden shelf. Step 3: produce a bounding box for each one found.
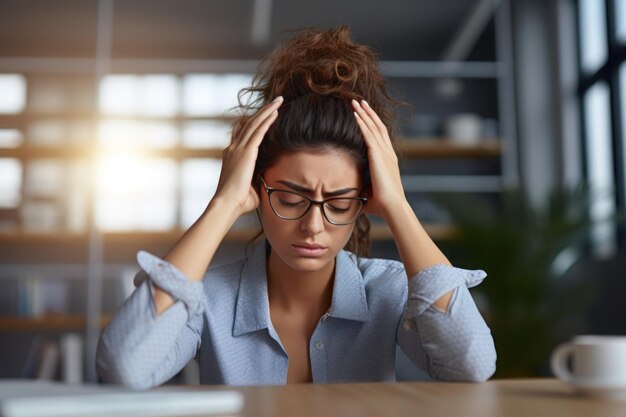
[0,146,225,159]
[0,112,238,123]
[0,314,112,332]
[0,224,456,243]
[397,138,502,158]
[0,139,501,160]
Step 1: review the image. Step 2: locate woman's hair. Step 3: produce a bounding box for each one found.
[236,25,405,258]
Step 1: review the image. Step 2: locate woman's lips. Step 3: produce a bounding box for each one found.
[292,244,328,257]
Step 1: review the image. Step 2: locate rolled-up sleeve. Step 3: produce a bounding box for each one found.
[397,264,497,382]
[96,251,204,390]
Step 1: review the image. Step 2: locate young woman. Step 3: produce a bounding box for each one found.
[96,26,496,388]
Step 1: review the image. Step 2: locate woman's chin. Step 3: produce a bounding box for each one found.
[285,255,333,272]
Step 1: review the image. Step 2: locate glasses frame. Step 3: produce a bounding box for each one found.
[258,176,368,226]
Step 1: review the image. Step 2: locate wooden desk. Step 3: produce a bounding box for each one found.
[203,379,626,417]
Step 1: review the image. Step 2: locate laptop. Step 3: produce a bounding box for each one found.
[0,380,243,417]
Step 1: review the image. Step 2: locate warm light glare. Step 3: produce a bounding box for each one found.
[99,75,139,115]
[0,129,24,148]
[0,74,27,114]
[99,75,179,116]
[0,158,22,208]
[27,120,67,146]
[183,74,252,116]
[183,121,232,148]
[25,159,64,197]
[98,119,179,149]
[96,153,178,230]
[180,158,222,227]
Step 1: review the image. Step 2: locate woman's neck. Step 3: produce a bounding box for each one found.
[266,249,335,315]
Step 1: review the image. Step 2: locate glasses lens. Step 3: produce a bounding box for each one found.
[323,199,364,224]
[269,191,364,224]
[269,191,310,219]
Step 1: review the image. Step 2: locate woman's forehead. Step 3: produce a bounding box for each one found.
[265,150,361,187]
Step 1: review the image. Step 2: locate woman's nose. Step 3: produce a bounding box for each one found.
[300,203,325,235]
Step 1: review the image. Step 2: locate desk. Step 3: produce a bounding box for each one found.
[206,379,625,417]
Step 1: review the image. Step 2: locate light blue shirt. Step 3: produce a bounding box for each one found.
[96,239,496,389]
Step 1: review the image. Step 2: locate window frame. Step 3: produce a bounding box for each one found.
[575,0,626,248]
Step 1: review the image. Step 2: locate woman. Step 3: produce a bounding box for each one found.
[96,26,496,388]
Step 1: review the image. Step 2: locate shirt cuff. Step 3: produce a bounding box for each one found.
[134,250,204,317]
[402,264,486,331]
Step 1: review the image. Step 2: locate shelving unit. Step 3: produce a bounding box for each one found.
[0,0,517,383]
[0,315,112,332]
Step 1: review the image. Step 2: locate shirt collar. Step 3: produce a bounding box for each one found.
[232,239,369,337]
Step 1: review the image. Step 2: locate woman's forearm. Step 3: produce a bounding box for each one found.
[153,197,241,315]
[384,200,454,312]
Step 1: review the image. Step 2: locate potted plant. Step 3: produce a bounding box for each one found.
[435,184,610,377]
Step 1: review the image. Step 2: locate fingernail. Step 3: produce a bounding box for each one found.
[352,99,359,105]
[362,100,369,107]
[273,96,283,103]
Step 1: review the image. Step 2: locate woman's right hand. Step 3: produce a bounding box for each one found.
[213,96,283,216]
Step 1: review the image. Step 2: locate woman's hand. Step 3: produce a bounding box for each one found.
[352,99,407,220]
[213,96,283,216]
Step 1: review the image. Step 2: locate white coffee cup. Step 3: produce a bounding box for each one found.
[551,335,626,399]
[444,113,482,146]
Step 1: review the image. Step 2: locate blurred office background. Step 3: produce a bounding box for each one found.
[0,0,625,384]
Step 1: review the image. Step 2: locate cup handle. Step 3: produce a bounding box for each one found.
[550,343,574,382]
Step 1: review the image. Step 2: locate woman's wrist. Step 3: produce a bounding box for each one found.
[205,195,245,226]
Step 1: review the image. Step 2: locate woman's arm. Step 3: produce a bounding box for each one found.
[382,200,454,312]
[153,96,284,315]
[96,98,283,388]
[153,197,240,314]
[351,99,453,310]
[352,99,496,381]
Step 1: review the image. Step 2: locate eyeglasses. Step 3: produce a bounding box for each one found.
[258,176,367,226]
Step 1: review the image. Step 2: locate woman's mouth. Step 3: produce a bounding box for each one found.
[292,244,328,257]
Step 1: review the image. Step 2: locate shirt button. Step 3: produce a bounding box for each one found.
[315,341,325,350]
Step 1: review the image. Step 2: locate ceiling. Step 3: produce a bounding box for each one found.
[0,0,495,61]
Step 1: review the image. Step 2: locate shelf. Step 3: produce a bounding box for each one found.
[0,146,225,160]
[397,138,502,158]
[0,112,238,124]
[0,224,456,243]
[0,314,112,332]
[0,139,501,160]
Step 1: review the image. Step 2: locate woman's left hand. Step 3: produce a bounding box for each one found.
[352,99,408,220]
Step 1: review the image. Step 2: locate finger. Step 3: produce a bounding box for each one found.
[230,118,246,144]
[360,100,390,141]
[247,109,278,148]
[352,100,382,145]
[353,111,379,149]
[238,97,283,147]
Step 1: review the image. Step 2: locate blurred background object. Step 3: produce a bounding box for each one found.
[0,0,625,384]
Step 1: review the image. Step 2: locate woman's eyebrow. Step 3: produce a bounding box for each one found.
[276,180,359,197]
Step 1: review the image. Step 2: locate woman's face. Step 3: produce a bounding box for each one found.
[258,149,362,273]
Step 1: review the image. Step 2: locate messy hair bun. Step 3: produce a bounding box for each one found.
[238,25,405,258]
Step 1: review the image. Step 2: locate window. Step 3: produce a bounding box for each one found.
[577,0,626,251]
[583,82,617,256]
[579,0,609,73]
[616,0,626,42]
[0,75,27,114]
[0,158,22,208]
[0,71,250,233]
